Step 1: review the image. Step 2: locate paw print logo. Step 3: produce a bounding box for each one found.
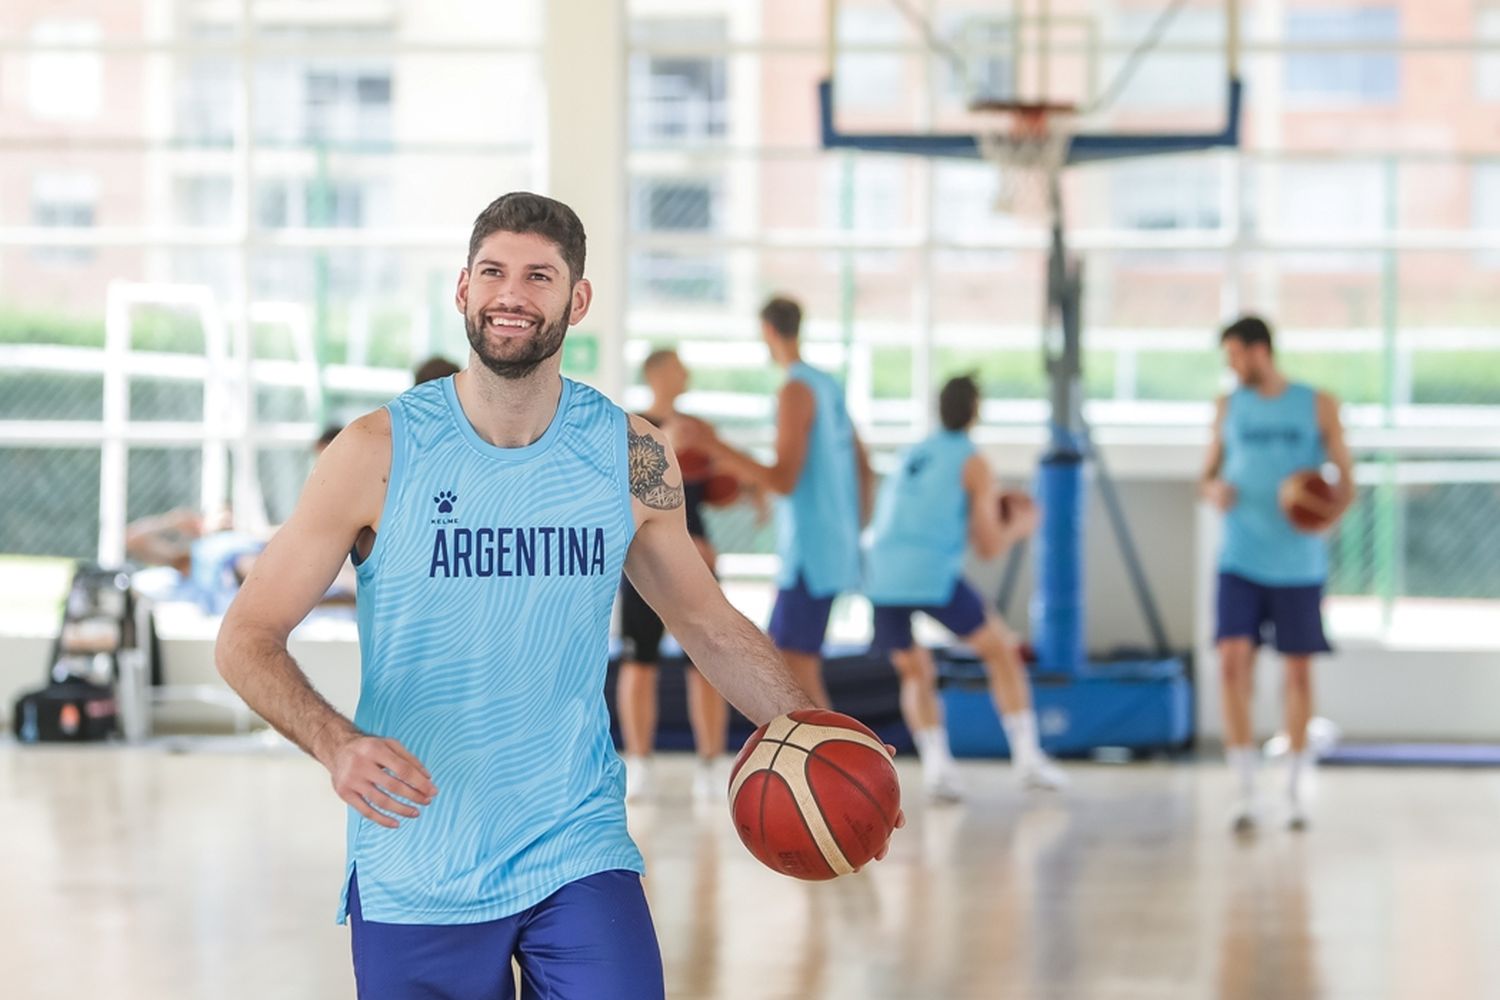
[433,490,458,514]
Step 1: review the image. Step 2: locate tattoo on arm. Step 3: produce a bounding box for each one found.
[628,426,685,510]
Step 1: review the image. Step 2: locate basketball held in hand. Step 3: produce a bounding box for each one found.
[1279,469,1339,533]
[998,490,1039,538]
[702,473,740,507]
[677,448,712,483]
[728,710,901,881]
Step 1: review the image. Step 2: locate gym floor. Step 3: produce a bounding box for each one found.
[5,746,1497,1000]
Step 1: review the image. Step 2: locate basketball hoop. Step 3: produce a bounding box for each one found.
[972,102,1074,214]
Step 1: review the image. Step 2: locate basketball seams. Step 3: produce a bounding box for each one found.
[803,748,897,832]
[782,723,889,758]
[774,719,858,875]
[770,744,855,877]
[758,769,836,880]
[727,739,782,803]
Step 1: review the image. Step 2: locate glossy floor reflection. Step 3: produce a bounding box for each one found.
[4,744,1499,1000]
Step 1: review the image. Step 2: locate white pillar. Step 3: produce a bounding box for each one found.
[99,284,131,567]
[543,0,628,401]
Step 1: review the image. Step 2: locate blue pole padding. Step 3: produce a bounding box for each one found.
[1031,447,1086,676]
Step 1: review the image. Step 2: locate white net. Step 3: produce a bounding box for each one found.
[975,112,1072,214]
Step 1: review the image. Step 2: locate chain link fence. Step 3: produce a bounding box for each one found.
[1329,460,1500,603]
[6,369,1500,610]
[0,448,102,559]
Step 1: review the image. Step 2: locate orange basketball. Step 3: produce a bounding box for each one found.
[702,473,740,507]
[1279,469,1339,533]
[728,710,900,881]
[677,448,712,483]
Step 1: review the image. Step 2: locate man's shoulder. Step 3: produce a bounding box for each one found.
[1285,380,1331,403]
[564,377,627,422]
[391,377,449,413]
[343,407,392,444]
[789,361,841,389]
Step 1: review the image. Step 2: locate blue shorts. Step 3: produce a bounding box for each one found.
[767,574,836,655]
[870,580,988,654]
[348,869,664,1000]
[1215,571,1332,655]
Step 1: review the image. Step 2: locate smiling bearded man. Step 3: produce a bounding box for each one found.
[213,191,889,1000]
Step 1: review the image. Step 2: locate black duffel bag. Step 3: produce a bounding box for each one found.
[12,680,118,743]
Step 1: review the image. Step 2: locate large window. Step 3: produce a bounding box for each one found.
[255,59,395,146]
[1108,10,1227,111]
[26,20,103,121]
[1285,8,1400,105]
[4,1,1500,622]
[1473,162,1500,267]
[834,8,907,110]
[629,18,728,145]
[620,0,1500,616]
[1481,8,1500,101]
[1110,157,1223,231]
[0,0,543,562]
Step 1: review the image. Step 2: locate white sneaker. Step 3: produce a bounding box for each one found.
[1017,755,1068,792]
[1265,717,1343,761]
[624,756,652,802]
[1307,717,1342,758]
[692,760,720,804]
[923,764,965,803]
[1229,795,1259,835]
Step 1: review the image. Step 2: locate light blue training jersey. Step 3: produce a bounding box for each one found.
[339,375,643,925]
[775,361,862,598]
[864,429,977,606]
[1219,381,1329,586]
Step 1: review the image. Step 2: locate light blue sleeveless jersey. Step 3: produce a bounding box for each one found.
[1219,382,1328,586]
[864,430,977,606]
[339,376,643,925]
[775,361,862,598]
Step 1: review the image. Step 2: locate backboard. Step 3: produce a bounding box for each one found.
[824,0,1241,167]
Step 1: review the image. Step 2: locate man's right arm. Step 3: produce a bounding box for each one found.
[215,411,436,828]
[1200,394,1235,511]
[697,380,814,496]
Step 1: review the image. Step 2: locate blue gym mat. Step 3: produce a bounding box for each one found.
[1321,743,1500,767]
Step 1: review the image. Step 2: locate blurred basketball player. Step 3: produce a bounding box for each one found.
[691,296,874,709]
[1201,316,1353,831]
[413,355,461,385]
[866,375,1066,798]
[617,348,734,803]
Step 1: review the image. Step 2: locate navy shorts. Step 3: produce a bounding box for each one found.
[348,869,664,1000]
[767,574,837,655]
[871,580,988,654]
[1215,571,1332,655]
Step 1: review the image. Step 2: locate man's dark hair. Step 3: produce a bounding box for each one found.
[316,424,343,450]
[1220,315,1274,352]
[939,375,981,431]
[467,192,586,284]
[759,296,803,339]
[413,355,460,385]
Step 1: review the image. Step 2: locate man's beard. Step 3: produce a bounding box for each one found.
[465,307,568,381]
